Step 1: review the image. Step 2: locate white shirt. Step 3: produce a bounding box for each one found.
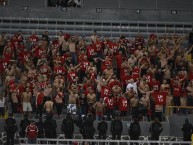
[126,82,138,94]
[0,97,5,108]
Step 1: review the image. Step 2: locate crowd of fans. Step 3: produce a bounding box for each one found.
[0,29,193,124]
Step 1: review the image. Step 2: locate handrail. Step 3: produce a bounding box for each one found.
[166,106,193,116]
[0,17,192,25]
[19,138,193,144]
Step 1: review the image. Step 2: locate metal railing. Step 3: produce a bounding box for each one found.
[166,106,193,116]
[19,138,193,145]
[0,17,192,39]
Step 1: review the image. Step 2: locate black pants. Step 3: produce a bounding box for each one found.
[12,103,18,114]
[130,135,140,145]
[6,132,15,145]
[173,97,180,113]
[0,107,5,116]
[55,103,63,115]
[36,105,43,117]
[154,111,162,122]
[112,132,121,140]
[151,134,159,145]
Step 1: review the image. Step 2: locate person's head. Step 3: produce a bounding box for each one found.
[133,117,138,123]
[87,113,93,119]
[26,87,30,93]
[30,120,35,125]
[99,98,103,103]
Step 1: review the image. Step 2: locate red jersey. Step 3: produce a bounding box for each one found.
[188,71,193,81]
[132,67,140,81]
[67,71,78,82]
[149,80,160,92]
[101,60,112,72]
[110,42,119,55]
[86,45,95,58]
[3,52,12,60]
[38,81,48,89]
[104,97,116,110]
[0,59,4,74]
[54,66,66,75]
[36,92,44,106]
[26,125,38,139]
[80,60,90,71]
[101,86,111,98]
[172,85,182,97]
[52,39,59,49]
[94,41,103,53]
[118,96,128,111]
[2,58,10,70]
[145,73,153,84]
[152,92,168,105]
[115,54,123,69]
[29,35,39,45]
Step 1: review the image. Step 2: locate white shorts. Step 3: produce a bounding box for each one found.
[23,102,32,112]
[67,104,77,115]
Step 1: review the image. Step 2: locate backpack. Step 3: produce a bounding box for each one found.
[98,121,108,132]
[27,125,38,139]
[112,119,122,132]
[6,118,17,132]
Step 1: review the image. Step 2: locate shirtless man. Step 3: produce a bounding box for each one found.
[93,98,105,121]
[128,54,137,67]
[44,84,53,100]
[87,89,96,105]
[11,90,18,114]
[130,93,139,118]
[66,84,79,115]
[53,75,65,90]
[103,65,113,80]
[22,88,32,114]
[139,94,150,120]
[44,97,54,114]
[166,92,173,115]
[160,79,170,93]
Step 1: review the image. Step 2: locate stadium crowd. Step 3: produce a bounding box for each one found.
[0,29,193,124]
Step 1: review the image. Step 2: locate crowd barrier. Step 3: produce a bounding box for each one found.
[19,138,193,145]
[166,106,193,116]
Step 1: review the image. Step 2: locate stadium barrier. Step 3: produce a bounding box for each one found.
[19,138,193,145]
[166,106,193,116]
